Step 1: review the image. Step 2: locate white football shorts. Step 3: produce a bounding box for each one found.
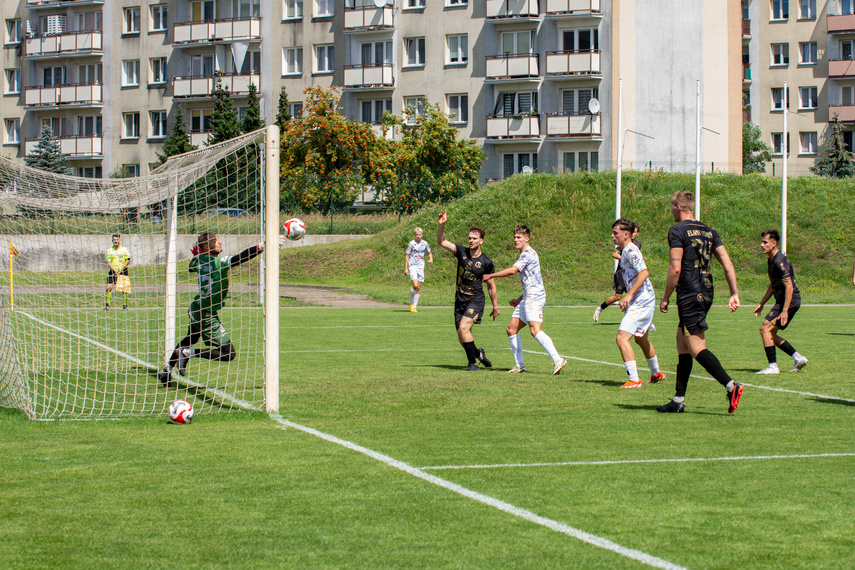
[408,266,425,283]
[619,302,657,337]
[511,294,545,323]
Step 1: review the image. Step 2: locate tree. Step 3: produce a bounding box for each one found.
[275,88,292,133]
[155,106,197,166]
[25,126,72,175]
[810,115,855,178]
[207,78,241,146]
[742,121,772,174]
[241,82,265,134]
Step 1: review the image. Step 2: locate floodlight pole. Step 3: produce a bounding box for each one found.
[615,78,623,273]
[695,80,701,220]
[782,81,788,254]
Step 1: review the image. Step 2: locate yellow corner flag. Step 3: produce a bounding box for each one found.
[10,243,18,260]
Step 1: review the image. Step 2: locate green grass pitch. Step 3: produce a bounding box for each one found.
[1,305,853,568]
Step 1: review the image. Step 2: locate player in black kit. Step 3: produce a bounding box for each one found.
[658,191,744,414]
[753,229,809,374]
[437,210,499,371]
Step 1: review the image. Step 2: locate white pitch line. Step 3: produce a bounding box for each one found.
[418,452,855,471]
[268,413,685,570]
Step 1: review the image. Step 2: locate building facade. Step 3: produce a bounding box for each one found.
[2,0,741,181]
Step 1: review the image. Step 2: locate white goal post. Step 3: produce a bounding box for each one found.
[0,125,280,420]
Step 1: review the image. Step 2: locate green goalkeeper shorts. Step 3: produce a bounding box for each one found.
[188,302,231,347]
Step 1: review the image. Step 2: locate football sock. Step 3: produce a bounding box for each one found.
[675,353,693,398]
[646,355,660,375]
[409,289,415,305]
[462,341,478,365]
[412,292,420,308]
[673,396,685,403]
[508,334,524,367]
[105,290,112,306]
[184,348,195,358]
[792,351,804,362]
[695,349,732,388]
[778,340,796,357]
[122,292,128,307]
[198,343,236,362]
[599,301,609,311]
[534,331,560,362]
[624,360,639,383]
[764,345,777,364]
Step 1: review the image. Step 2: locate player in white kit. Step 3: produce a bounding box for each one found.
[404,227,432,312]
[612,218,664,388]
[482,225,567,375]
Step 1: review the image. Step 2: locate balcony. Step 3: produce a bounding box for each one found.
[829,105,855,122]
[24,82,103,108]
[544,50,601,77]
[742,19,750,38]
[544,0,601,17]
[173,18,261,45]
[24,135,102,158]
[486,0,540,20]
[743,62,751,82]
[486,114,541,140]
[344,64,394,89]
[828,59,855,78]
[545,112,601,138]
[344,6,394,30]
[190,131,210,147]
[486,54,539,80]
[173,73,260,99]
[369,123,397,140]
[25,31,102,58]
[25,1,104,8]
[827,13,855,34]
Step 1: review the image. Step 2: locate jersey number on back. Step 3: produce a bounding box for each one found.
[691,239,712,273]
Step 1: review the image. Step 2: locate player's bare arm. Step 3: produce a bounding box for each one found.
[436,210,456,254]
[660,247,683,313]
[404,253,410,275]
[620,268,649,311]
[427,251,433,263]
[482,265,520,282]
[486,277,500,320]
[713,245,740,312]
[509,295,523,308]
[753,283,774,317]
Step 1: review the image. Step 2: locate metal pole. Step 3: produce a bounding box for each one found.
[782,81,788,254]
[263,125,280,413]
[615,78,623,273]
[695,79,701,220]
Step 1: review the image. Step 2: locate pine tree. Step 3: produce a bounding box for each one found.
[275,88,292,132]
[208,78,241,145]
[810,115,855,178]
[241,82,265,134]
[155,106,197,166]
[25,126,72,175]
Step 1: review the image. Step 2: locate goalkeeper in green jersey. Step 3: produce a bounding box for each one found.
[159,232,265,383]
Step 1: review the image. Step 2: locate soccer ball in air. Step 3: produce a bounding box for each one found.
[168,399,194,424]
[284,218,306,241]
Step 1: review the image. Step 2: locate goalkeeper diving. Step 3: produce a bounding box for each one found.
[159,232,281,384]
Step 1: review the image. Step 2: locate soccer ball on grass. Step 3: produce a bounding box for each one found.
[168,399,194,424]
[283,218,306,241]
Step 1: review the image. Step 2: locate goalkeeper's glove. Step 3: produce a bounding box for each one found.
[190,244,201,256]
[278,235,286,249]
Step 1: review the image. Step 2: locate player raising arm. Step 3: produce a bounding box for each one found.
[437,210,499,371]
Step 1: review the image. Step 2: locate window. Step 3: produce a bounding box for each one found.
[494,91,538,115]
[316,0,333,17]
[799,132,817,154]
[842,40,855,60]
[124,112,140,138]
[151,5,168,31]
[191,109,213,131]
[447,94,468,123]
[76,115,102,135]
[742,0,749,19]
[503,31,535,55]
[799,0,815,18]
[43,66,66,86]
[238,51,261,74]
[123,60,140,86]
[563,151,599,173]
[78,11,103,32]
[124,164,141,177]
[79,63,102,83]
[5,119,20,144]
[124,7,141,34]
[405,96,425,124]
[562,29,599,51]
[283,47,303,75]
[192,1,216,22]
[771,43,789,66]
[842,0,854,15]
[448,35,468,64]
[6,69,21,94]
[842,86,855,106]
[288,102,303,117]
[76,166,102,178]
[191,54,215,76]
[360,41,392,65]
[503,153,537,177]
[447,0,468,5]
[561,88,598,114]
[405,38,426,66]
[360,99,392,123]
[150,111,168,138]
[5,19,21,44]
[285,0,303,19]
[315,45,334,73]
[406,0,426,7]
[771,132,790,154]
[771,0,789,19]
[844,131,854,151]
[150,58,167,84]
[799,42,817,64]
[771,87,789,110]
[799,86,818,109]
[41,15,66,35]
[42,117,67,136]
[233,0,261,17]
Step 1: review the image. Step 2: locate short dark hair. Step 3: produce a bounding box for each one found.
[469,226,485,239]
[612,218,635,233]
[112,234,120,239]
[513,225,530,238]
[761,229,780,243]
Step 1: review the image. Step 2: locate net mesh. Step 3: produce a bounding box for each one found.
[0,128,274,420]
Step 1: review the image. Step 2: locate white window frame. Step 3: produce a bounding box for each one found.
[771,132,790,155]
[842,85,855,106]
[447,35,468,64]
[799,0,816,18]
[562,151,599,173]
[799,131,817,154]
[799,41,817,64]
[447,0,468,5]
[503,153,538,177]
[447,94,468,123]
[561,28,599,51]
[76,114,101,136]
[288,102,303,117]
[405,0,426,8]
[360,99,392,123]
[191,109,213,132]
[78,63,102,84]
[124,7,141,34]
[124,164,141,177]
[6,69,21,94]
[494,91,539,115]
[283,47,303,75]
[5,19,21,44]
[502,31,535,55]
[771,43,789,66]
[842,40,855,61]
[799,86,818,109]
[150,58,167,84]
[561,88,598,114]
[150,110,168,138]
[771,0,789,20]
[5,118,20,145]
[284,0,304,19]
[316,0,334,17]
[76,166,102,178]
[123,112,141,139]
[405,96,426,124]
[315,44,334,73]
[151,5,168,31]
[405,37,426,67]
[360,41,393,65]
[771,87,789,111]
[123,60,141,87]
[233,0,261,18]
[844,0,855,15]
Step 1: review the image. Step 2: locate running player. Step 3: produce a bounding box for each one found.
[404,227,433,312]
[594,224,640,322]
[611,218,664,388]
[753,229,809,374]
[105,234,130,310]
[437,210,499,371]
[482,225,567,375]
[158,233,265,384]
[658,191,744,414]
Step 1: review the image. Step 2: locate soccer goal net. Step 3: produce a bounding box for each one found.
[0,126,280,420]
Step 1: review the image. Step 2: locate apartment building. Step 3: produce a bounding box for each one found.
[2,0,741,181]
[744,0,855,176]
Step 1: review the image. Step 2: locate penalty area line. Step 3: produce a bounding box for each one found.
[268,413,685,570]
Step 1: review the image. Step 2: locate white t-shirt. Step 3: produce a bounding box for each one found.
[619,242,656,307]
[406,240,431,268]
[513,246,546,299]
